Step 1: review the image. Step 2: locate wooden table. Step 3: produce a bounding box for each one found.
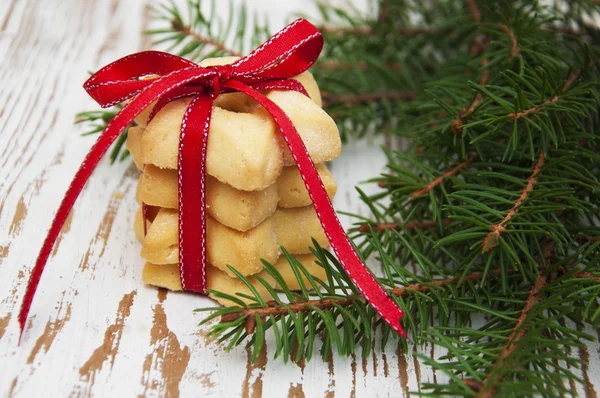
[1,0,598,396]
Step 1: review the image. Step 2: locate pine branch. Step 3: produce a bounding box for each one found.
[471,241,555,396]
[577,234,600,243]
[508,68,584,121]
[574,271,600,283]
[451,2,493,136]
[451,57,489,134]
[476,275,547,398]
[496,23,520,57]
[321,22,589,40]
[482,151,545,252]
[411,155,476,199]
[219,268,508,334]
[74,106,129,164]
[465,0,482,24]
[358,219,453,233]
[176,23,241,57]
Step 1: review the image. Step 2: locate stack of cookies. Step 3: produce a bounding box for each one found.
[126,57,342,305]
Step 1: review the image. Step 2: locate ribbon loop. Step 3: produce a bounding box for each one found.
[18,18,407,341]
[232,19,323,81]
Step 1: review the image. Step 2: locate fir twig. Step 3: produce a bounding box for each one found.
[509,68,584,121]
[469,275,548,397]
[177,24,241,57]
[496,23,519,57]
[465,0,482,24]
[411,155,476,199]
[482,151,545,252]
[219,268,510,334]
[358,219,453,233]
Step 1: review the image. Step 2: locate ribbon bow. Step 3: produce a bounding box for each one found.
[19,19,407,339]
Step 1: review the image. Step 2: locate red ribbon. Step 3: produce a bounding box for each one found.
[18,19,406,339]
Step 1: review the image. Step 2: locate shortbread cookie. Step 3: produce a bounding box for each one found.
[133,206,160,243]
[277,164,337,208]
[132,64,338,190]
[126,126,145,170]
[258,90,341,167]
[142,262,275,306]
[142,254,324,304]
[137,165,279,231]
[135,164,335,226]
[139,208,279,276]
[140,98,283,191]
[275,206,329,254]
[271,253,326,291]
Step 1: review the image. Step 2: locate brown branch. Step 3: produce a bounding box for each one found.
[509,96,560,120]
[390,271,492,296]
[508,68,582,121]
[475,274,548,398]
[220,298,361,329]
[465,0,482,23]
[174,23,242,57]
[358,219,453,234]
[452,50,489,134]
[454,2,524,135]
[482,151,545,252]
[576,234,600,243]
[496,23,519,57]
[573,271,600,282]
[220,249,597,337]
[411,155,476,199]
[221,270,502,332]
[378,179,397,188]
[321,90,416,107]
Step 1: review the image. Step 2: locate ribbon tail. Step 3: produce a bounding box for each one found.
[177,94,213,293]
[18,96,158,341]
[19,67,220,341]
[226,80,407,338]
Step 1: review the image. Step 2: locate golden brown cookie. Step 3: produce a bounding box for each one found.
[138,207,279,276]
[140,98,283,191]
[275,206,329,254]
[129,59,337,191]
[137,165,279,231]
[277,164,337,208]
[258,90,341,167]
[142,262,275,306]
[125,126,145,170]
[141,253,324,305]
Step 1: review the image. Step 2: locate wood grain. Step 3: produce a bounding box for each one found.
[0,0,598,397]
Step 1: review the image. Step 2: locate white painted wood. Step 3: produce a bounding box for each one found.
[0,1,597,397]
